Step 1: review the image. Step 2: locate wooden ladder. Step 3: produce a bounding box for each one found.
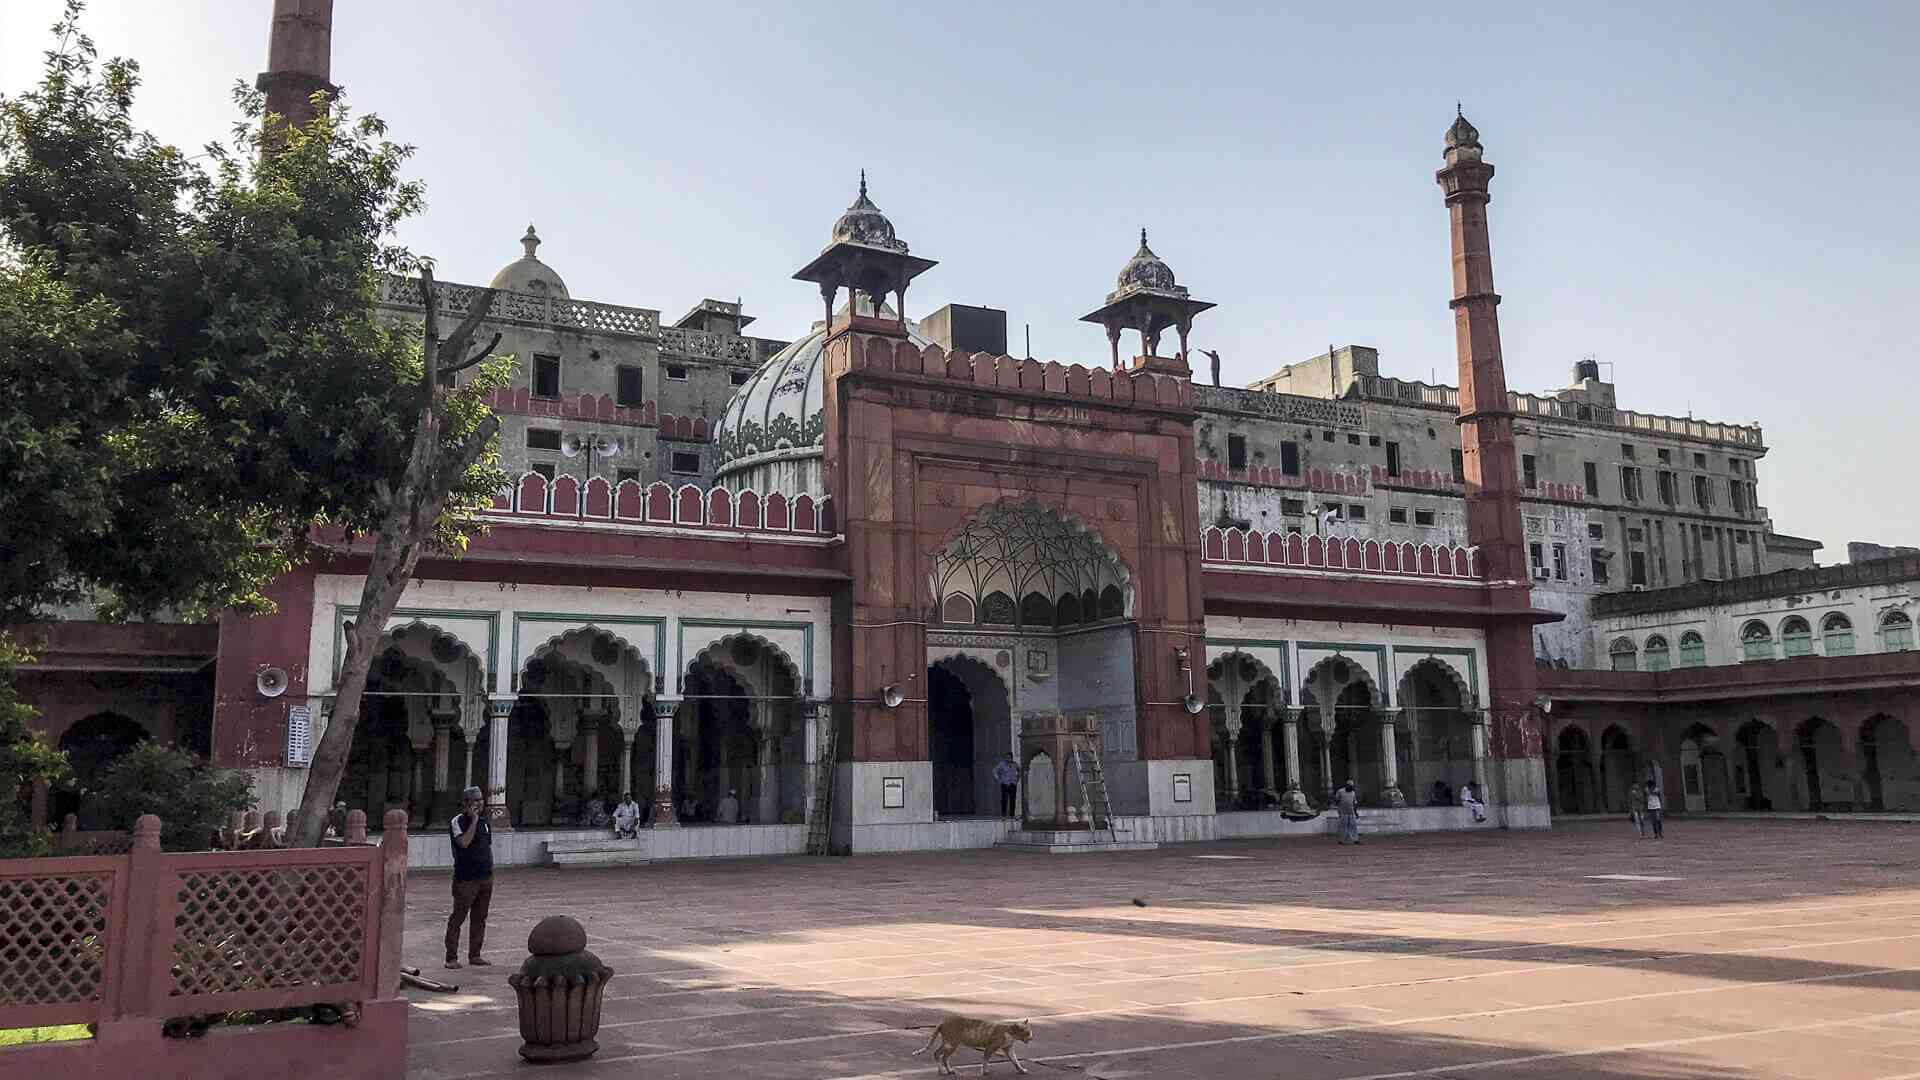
[805,711,838,856]
[1070,733,1120,843]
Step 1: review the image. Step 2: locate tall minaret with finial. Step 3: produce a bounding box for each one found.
[1437,108,1545,809]
[257,0,336,132]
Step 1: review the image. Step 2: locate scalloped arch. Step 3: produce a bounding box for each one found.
[1397,655,1473,709]
[1300,653,1382,709]
[688,631,803,693]
[379,619,485,678]
[528,625,653,677]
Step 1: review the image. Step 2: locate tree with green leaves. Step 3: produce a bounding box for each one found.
[0,3,511,845]
[0,638,69,857]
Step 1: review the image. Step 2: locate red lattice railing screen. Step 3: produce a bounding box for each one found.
[0,867,117,1025]
[169,863,368,998]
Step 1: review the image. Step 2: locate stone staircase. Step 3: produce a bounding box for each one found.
[996,827,1157,854]
[545,836,650,867]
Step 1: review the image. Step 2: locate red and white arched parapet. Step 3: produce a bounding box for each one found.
[493,474,835,538]
[1198,525,1482,581]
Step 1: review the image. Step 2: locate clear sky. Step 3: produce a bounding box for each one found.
[5,1,1915,560]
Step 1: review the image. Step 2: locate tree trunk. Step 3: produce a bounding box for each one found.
[289,270,499,846]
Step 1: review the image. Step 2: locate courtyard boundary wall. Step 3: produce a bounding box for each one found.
[0,811,409,1080]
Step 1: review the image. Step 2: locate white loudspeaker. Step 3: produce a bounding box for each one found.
[1182,694,1206,715]
[880,684,905,709]
[257,666,290,699]
[559,433,587,458]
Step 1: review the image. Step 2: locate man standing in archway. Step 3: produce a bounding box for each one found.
[993,753,1020,819]
[446,786,494,969]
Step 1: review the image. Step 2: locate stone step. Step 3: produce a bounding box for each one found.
[997,828,1157,854]
[546,838,650,867]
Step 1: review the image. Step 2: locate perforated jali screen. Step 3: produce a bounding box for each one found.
[0,872,112,1007]
[170,865,367,996]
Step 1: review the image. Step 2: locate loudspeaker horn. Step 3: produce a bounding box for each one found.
[559,433,587,458]
[880,684,905,709]
[257,666,290,699]
[1182,694,1206,715]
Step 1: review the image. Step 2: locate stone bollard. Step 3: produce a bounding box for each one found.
[507,916,615,1062]
[346,808,369,844]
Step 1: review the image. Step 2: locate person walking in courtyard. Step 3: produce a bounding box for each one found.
[446,786,493,970]
[1459,781,1487,823]
[1336,781,1362,844]
[1644,781,1665,839]
[993,753,1021,818]
[1629,781,1647,837]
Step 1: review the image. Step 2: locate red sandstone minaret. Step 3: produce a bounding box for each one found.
[1437,110,1545,800]
[257,0,336,132]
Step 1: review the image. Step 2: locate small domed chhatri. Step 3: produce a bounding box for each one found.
[489,224,570,298]
[1112,228,1183,299]
[828,171,909,254]
[1444,106,1483,163]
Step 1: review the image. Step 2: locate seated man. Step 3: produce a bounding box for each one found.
[1279,786,1318,821]
[1459,781,1488,823]
[679,794,699,823]
[612,792,641,838]
[716,788,741,825]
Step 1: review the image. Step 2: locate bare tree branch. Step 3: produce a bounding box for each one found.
[440,331,502,375]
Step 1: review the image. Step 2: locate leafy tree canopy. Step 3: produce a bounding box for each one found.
[91,741,254,851]
[0,3,508,624]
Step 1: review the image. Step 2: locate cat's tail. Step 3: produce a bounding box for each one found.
[909,1029,941,1056]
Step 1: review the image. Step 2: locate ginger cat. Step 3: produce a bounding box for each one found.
[910,1015,1034,1075]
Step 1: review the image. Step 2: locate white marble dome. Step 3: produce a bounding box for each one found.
[713,301,929,494]
[488,225,569,298]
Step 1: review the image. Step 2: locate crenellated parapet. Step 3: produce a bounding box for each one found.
[1201,526,1482,580]
[836,333,1192,409]
[488,475,833,536]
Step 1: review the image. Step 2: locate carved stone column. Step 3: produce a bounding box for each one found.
[1470,705,1490,796]
[616,713,644,801]
[1380,710,1407,807]
[458,696,486,793]
[406,707,433,829]
[1281,709,1303,793]
[1219,702,1243,807]
[579,708,604,801]
[550,708,579,808]
[1258,709,1278,794]
[486,695,515,829]
[431,713,455,793]
[1317,703,1337,802]
[751,701,781,826]
[650,699,679,828]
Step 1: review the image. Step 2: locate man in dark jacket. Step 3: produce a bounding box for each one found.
[446,786,493,969]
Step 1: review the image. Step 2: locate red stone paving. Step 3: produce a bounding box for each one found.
[400,820,1920,1079]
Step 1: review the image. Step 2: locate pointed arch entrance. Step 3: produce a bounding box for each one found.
[1300,656,1390,806]
[345,622,485,827]
[926,654,1011,817]
[680,633,805,825]
[1862,714,1917,811]
[507,627,655,826]
[1398,658,1475,807]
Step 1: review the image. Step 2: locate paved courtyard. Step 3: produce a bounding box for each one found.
[401,820,1920,1079]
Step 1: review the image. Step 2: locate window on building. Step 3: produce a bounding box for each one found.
[1346,504,1367,522]
[1729,480,1747,514]
[666,364,689,381]
[669,451,700,474]
[1629,550,1648,586]
[1644,635,1671,671]
[1740,620,1774,662]
[1822,613,1855,656]
[1522,454,1537,490]
[1368,435,1382,447]
[730,370,751,386]
[1657,470,1677,505]
[528,462,555,481]
[1588,522,1605,540]
[1584,461,1599,498]
[1389,506,1408,524]
[1678,631,1706,667]
[1347,432,1362,445]
[1552,543,1567,580]
[533,354,561,399]
[1322,430,1336,443]
[1620,466,1642,503]
[616,365,643,406]
[1693,474,1713,510]
[1386,442,1402,477]
[1628,527,1644,542]
[1414,508,1436,526]
[1609,637,1638,671]
[1695,452,1708,468]
[1450,448,1464,484]
[1882,610,1915,652]
[1590,552,1610,584]
[1528,542,1545,571]
[1780,616,1813,658]
[1280,441,1301,476]
[1281,498,1306,516]
[1621,443,1636,460]
[616,468,640,485]
[526,428,562,451]
[1657,448,1671,463]
[1227,434,1247,470]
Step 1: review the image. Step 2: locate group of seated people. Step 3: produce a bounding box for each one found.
[575,787,757,835]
